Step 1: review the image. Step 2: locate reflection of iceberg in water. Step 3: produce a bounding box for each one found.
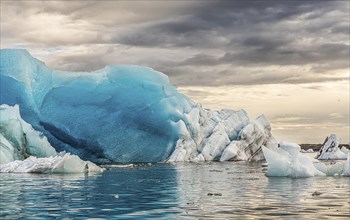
[262,178,313,215]
[1,163,350,219]
[265,177,313,201]
[1,159,179,217]
[87,165,179,217]
[0,173,101,218]
[173,162,270,218]
[0,166,179,218]
[173,162,350,218]
[265,177,350,217]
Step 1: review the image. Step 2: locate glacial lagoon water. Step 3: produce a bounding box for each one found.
[1,162,349,219]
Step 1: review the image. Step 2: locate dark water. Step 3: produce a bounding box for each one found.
[1,162,349,219]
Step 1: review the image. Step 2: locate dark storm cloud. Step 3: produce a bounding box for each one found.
[114,0,349,86]
[116,0,342,48]
[1,0,349,86]
[219,43,349,66]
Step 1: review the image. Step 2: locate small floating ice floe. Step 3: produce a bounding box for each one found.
[262,141,350,178]
[0,153,103,173]
[101,164,134,169]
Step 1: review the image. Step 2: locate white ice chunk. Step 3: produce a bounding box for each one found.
[263,141,350,178]
[0,134,15,164]
[0,104,56,164]
[0,153,103,173]
[317,134,347,160]
[262,142,325,178]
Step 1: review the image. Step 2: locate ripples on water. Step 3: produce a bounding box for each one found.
[1,162,349,219]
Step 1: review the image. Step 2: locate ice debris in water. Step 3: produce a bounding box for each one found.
[262,141,350,177]
[0,153,103,173]
[0,49,278,163]
[317,134,348,160]
[0,104,102,173]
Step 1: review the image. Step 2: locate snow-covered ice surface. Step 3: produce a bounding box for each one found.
[0,104,102,173]
[0,49,277,163]
[317,134,347,160]
[262,141,350,177]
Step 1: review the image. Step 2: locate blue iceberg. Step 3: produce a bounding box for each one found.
[0,49,277,163]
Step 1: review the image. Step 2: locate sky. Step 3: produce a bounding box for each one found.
[1,0,349,143]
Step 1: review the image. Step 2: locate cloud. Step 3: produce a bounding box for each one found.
[178,80,349,143]
[1,0,349,87]
[1,0,348,143]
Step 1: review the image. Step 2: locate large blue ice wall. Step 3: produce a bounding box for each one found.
[0,49,196,162]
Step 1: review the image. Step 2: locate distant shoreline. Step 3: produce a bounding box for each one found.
[300,144,350,151]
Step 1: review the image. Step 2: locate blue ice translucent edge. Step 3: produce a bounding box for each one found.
[0,49,198,162]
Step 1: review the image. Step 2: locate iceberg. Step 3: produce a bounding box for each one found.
[0,49,277,163]
[0,104,56,164]
[262,141,350,177]
[317,134,347,160]
[0,104,102,173]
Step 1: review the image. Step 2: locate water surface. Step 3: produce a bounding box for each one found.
[1,162,349,219]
